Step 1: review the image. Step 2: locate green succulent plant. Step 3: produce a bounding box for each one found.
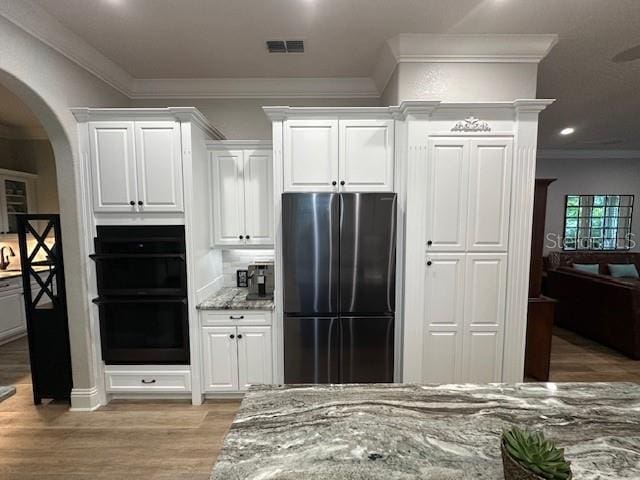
[502,427,572,480]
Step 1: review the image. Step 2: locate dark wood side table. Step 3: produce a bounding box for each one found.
[525,296,558,381]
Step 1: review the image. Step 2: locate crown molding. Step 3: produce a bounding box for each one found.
[374,34,558,96]
[537,149,640,160]
[0,0,133,96]
[70,107,224,139]
[130,77,379,99]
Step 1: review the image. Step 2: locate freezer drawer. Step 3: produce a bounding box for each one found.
[284,316,339,384]
[340,316,394,383]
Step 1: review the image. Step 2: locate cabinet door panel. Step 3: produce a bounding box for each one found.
[425,139,469,251]
[135,122,183,212]
[339,120,394,192]
[202,326,238,392]
[212,151,245,246]
[467,139,512,251]
[283,120,339,191]
[88,122,137,212]
[0,292,25,343]
[244,150,274,245]
[237,326,272,390]
[462,254,507,382]
[422,253,465,383]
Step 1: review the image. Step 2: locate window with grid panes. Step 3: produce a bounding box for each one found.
[563,194,634,250]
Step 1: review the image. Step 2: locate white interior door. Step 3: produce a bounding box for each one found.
[88,121,137,213]
[461,253,507,382]
[425,138,470,252]
[283,119,339,191]
[467,138,513,251]
[202,326,239,392]
[243,150,274,246]
[237,326,273,391]
[134,121,183,212]
[339,119,394,192]
[211,150,246,246]
[422,253,465,383]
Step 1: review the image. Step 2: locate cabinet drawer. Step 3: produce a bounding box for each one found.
[0,277,23,293]
[201,310,272,326]
[105,368,191,393]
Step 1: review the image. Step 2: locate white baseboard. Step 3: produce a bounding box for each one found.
[70,386,101,411]
[196,275,224,304]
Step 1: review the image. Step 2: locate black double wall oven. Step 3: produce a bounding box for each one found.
[91,226,189,364]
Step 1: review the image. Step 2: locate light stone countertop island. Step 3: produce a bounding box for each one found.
[211,383,640,480]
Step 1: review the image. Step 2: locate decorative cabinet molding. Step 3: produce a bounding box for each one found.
[451,116,491,132]
[209,142,274,247]
[88,120,183,214]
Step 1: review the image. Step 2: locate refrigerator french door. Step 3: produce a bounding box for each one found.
[283,192,396,384]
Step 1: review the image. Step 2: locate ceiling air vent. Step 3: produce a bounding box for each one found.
[266,40,286,53]
[266,40,304,53]
[285,40,304,53]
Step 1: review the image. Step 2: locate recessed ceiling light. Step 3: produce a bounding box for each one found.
[559,127,575,136]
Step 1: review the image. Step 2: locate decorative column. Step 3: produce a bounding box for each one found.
[502,99,554,382]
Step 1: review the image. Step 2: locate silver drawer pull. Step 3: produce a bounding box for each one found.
[229,315,244,320]
[141,379,156,384]
[0,283,11,288]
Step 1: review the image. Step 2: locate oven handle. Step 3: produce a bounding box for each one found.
[92,297,187,305]
[89,253,185,261]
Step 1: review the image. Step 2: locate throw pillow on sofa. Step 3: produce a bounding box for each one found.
[608,263,640,279]
[573,263,600,274]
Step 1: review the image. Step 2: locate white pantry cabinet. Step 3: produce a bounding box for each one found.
[88,120,183,213]
[283,118,394,192]
[0,278,26,345]
[201,311,273,393]
[422,137,513,383]
[210,143,273,247]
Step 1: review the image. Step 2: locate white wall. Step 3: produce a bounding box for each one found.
[131,97,380,139]
[381,62,538,104]
[536,156,640,253]
[0,14,129,402]
[0,137,59,212]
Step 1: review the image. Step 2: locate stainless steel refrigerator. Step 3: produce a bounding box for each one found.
[282,192,396,383]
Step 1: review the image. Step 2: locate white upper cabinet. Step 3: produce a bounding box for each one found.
[212,150,246,246]
[283,118,394,192]
[339,119,394,192]
[466,138,512,251]
[89,122,137,212]
[211,145,274,247]
[88,120,183,214]
[425,139,469,252]
[284,119,339,192]
[134,122,183,212]
[243,150,274,246]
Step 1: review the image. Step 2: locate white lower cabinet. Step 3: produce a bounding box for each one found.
[201,312,273,394]
[0,279,26,345]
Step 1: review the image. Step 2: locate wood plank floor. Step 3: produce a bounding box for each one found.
[0,337,240,480]
[0,327,638,479]
[549,327,640,382]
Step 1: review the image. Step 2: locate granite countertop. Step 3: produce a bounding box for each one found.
[211,383,640,480]
[197,287,274,310]
[0,265,51,280]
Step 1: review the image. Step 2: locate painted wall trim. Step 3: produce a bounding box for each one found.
[69,386,101,411]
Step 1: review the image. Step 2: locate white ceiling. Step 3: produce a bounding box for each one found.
[16,0,640,149]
